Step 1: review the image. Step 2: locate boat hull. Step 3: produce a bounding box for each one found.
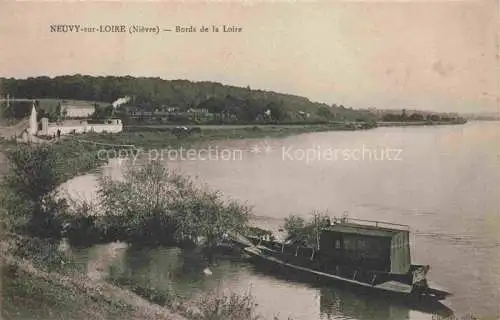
[242,245,450,303]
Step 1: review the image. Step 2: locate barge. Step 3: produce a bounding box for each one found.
[231,217,451,302]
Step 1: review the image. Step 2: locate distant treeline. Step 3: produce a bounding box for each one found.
[380,109,466,123]
[0,75,375,123]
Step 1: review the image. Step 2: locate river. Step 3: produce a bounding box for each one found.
[62,121,500,320]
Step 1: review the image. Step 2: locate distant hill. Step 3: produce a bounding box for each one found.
[0,75,375,123]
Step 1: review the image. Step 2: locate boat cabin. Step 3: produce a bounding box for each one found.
[319,219,411,274]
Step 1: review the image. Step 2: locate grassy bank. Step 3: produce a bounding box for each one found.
[1,259,140,320]
[83,122,372,150]
[0,234,282,320]
[0,234,188,320]
[0,141,265,319]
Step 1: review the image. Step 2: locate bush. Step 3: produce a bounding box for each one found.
[192,289,261,320]
[283,215,306,240]
[283,211,331,248]
[96,161,252,247]
[0,144,68,237]
[6,234,80,273]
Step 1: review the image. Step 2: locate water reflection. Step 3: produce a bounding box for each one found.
[248,258,453,320]
[320,286,408,320]
[75,243,453,320]
[96,245,230,298]
[319,287,453,320]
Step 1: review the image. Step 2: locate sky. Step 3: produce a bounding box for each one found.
[0,0,498,113]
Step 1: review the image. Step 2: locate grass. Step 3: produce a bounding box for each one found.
[0,233,290,320]
[1,262,137,320]
[0,233,189,320]
[192,290,261,320]
[107,267,266,320]
[107,270,177,308]
[70,122,366,150]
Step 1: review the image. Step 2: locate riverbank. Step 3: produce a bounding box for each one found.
[87,122,373,148]
[0,234,189,320]
[0,234,269,320]
[0,122,373,184]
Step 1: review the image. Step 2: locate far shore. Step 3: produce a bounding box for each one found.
[0,119,467,185]
[377,120,467,127]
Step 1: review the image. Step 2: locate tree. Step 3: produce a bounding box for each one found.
[171,187,251,248]
[317,106,334,120]
[267,101,287,122]
[54,102,67,121]
[6,101,32,119]
[401,109,408,120]
[0,145,67,236]
[1,75,374,124]
[97,161,252,246]
[197,97,225,114]
[98,161,181,243]
[237,98,266,122]
[283,215,306,241]
[92,104,114,119]
[283,211,331,248]
[382,113,400,122]
[409,113,424,121]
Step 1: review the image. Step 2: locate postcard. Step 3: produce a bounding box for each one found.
[0,1,498,320]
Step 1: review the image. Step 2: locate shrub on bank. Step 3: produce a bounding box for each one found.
[190,289,261,320]
[0,144,68,238]
[4,233,82,274]
[61,161,252,248]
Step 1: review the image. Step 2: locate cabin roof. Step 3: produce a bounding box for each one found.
[323,223,405,238]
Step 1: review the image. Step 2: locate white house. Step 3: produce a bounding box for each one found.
[60,102,95,118]
[38,118,123,136]
[28,102,123,137]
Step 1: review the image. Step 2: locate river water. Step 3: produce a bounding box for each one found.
[62,122,500,320]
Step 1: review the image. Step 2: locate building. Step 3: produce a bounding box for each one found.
[60,101,96,118]
[186,108,210,120]
[28,102,123,137]
[38,118,123,136]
